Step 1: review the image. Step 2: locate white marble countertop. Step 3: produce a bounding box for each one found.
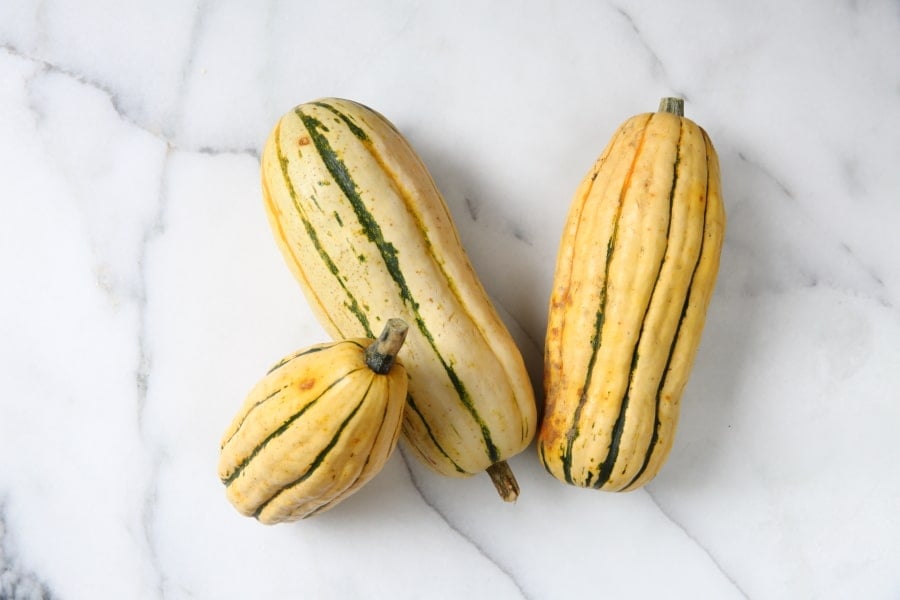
[2,2,899,598]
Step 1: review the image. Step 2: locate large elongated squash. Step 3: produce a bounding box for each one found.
[539,98,725,491]
[260,98,536,500]
[219,319,409,523]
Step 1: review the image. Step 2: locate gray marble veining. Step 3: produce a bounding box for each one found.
[1,1,898,598]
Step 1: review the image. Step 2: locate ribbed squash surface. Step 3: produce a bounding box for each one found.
[260,99,536,493]
[219,338,406,523]
[539,100,725,491]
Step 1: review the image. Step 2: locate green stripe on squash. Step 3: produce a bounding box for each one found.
[253,378,373,519]
[221,367,367,486]
[296,108,501,465]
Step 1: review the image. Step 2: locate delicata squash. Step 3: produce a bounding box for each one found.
[260,98,536,501]
[219,320,409,523]
[539,98,725,491]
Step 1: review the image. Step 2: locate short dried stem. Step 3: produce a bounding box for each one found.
[487,461,520,502]
[658,97,685,116]
[365,318,409,374]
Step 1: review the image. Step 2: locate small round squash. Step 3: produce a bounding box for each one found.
[218,319,409,523]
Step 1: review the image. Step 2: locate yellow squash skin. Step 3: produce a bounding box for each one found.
[260,98,536,499]
[218,322,408,524]
[539,99,725,491]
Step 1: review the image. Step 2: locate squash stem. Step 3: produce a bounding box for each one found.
[486,461,520,502]
[658,97,684,117]
[365,318,409,374]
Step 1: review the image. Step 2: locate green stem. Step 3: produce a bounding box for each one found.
[658,97,684,117]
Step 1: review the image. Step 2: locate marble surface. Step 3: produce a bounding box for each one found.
[1,1,899,598]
